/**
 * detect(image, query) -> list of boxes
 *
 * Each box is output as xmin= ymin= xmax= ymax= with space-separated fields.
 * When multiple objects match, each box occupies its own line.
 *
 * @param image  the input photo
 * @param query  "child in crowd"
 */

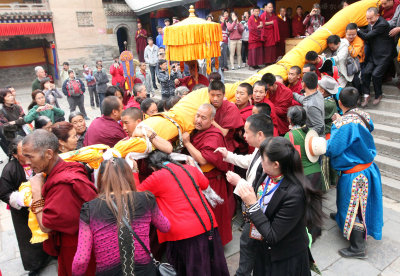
xmin=157 ymin=59 xmax=181 ymax=100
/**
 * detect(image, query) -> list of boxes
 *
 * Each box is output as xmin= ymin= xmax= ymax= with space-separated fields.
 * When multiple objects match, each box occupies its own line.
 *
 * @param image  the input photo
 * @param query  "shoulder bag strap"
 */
xmin=165 ymin=164 xmax=216 ymax=259
xmin=346 ymin=111 xmax=371 ymax=131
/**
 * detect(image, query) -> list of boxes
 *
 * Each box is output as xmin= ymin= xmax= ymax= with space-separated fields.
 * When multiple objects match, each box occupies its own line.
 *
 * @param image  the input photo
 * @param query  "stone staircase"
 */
xmin=223 ymin=68 xmax=400 ymax=201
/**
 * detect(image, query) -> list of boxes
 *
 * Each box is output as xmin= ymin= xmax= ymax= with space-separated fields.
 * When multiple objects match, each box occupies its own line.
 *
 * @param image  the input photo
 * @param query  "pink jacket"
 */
xmin=227 ymin=21 xmax=244 ymax=40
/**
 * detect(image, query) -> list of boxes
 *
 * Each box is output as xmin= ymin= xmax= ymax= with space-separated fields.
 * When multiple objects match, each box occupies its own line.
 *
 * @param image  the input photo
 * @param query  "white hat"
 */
xmin=305 ymin=129 xmax=327 ymax=163
xmin=318 ymin=75 xmax=339 ymax=95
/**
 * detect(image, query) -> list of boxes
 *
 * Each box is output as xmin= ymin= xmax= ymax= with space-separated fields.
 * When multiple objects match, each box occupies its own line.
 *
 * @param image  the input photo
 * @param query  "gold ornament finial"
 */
xmin=189 ymin=5 xmax=196 ymax=17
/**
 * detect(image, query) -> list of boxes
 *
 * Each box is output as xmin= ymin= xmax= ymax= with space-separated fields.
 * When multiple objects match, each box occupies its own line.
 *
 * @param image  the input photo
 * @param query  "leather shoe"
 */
xmin=360 ymin=96 xmax=369 ymax=108
xmin=373 ymin=96 xmax=382 ymax=105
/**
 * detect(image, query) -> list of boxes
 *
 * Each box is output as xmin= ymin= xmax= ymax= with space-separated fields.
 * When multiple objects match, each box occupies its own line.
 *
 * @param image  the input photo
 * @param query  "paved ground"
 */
xmin=1 ymin=85 xmax=399 ymax=275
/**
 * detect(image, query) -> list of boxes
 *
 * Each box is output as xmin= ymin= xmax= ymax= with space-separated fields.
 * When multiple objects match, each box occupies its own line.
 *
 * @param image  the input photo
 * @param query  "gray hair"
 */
xmin=199 ymin=103 xmax=216 ymax=119
xmin=133 ymin=83 xmax=145 ymax=93
xmin=367 ymin=7 xmax=379 ymax=15
xmin=22 ymin=129 xmax=59 ymax=155
xmin=175 ymin=86 xmax=190 ymax=96
xmin=34 ymin=66 xmax=44 ymax=74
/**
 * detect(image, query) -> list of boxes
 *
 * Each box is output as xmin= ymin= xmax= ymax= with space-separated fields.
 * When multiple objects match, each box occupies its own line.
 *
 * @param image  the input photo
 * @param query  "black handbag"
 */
xmin=110 ymin=200 xmax=177 ymax=276
xmin=346 ymin=56 xmax=361 ymax=76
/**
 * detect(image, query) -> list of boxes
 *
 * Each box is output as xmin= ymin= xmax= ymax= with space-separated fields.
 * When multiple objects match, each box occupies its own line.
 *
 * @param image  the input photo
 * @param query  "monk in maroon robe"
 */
xmin=209 ymin=80 xmax=244 ymax=153
xmin=135 ymin=22 xmax=147 ymax=62
xmin=287 ymin=65 xmax=303 ymax=106
xmin=380 ymin=0 xmax=400 ymax=20
xmin=292 ymin=5 xmax=306 ymax=37
xmin=23 ymin=130 xmax=97 ymax=276
xmin=262 ymin=73 xmax=293 ymax=135
xmin=247 ymin=7 xmax=264 ymax=68
xmin=235 ymin=83 xmax=254 ymax=164
xmin=277 ymin=8 xmax=291 ymax=57
xmin=260 ymin=3 xmax=280 ymax=64
xmin=175 ymin=61 xmax=209 ymax=91
xmin=182 ymin=104 xmax=232 ymax=246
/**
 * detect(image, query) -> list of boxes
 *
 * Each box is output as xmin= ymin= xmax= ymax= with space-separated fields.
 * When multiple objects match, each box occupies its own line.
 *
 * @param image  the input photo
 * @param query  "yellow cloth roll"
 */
xmin=59 ymin=144 xmax=110 ymax=169
xmin=19 ymin=182 xmax=48 ymax=243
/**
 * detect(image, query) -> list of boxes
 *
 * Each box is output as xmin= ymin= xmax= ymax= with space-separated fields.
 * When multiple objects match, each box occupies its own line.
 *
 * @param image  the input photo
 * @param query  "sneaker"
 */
xmin=231 ymin=67 xmax=235 ymax=70
xmin=84 ymin=116 xmax=90 ymax=120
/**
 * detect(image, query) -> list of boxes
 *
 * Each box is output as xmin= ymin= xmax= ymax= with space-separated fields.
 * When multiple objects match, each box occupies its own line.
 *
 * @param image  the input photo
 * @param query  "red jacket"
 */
xmin=109 ymin=64 xmax=125 ymax=87
xmin=137 ymin=163 xmax=217 ymax=243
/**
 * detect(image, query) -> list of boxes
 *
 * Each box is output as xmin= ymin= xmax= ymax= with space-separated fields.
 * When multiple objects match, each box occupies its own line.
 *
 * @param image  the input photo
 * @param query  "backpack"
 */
xmin=66 ymin=79 xmax=83 ymax=97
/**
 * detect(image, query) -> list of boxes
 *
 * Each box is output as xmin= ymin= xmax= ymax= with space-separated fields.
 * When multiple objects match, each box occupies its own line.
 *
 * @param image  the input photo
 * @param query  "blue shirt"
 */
xmin=156 ymin=34 xmax=164 ymax=49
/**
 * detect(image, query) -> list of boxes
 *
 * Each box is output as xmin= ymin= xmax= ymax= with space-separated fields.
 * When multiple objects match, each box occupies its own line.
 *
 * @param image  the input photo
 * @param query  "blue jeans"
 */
xmin=149 ymin=65 xmax=157 ymax=89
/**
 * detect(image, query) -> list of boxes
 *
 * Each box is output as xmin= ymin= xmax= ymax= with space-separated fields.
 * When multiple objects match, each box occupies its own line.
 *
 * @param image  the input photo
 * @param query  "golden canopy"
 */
xmin=163 ymin=5 xmax=222 ymax=74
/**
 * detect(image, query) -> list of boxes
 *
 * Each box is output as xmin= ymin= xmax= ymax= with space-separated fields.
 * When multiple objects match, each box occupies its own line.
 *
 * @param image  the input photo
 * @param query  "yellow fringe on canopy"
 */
xmin=164 ymin=5 xmax=222 ymax=70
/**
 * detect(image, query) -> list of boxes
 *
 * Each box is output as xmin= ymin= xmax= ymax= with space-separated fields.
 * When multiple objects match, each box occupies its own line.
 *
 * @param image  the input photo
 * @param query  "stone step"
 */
xmin=364 ymin=98 xmax=400 ymax=112
xmin=375 ymin=154 xmax=400 ymax=181
xmin=381 ymin=176 xmax=400 ymax=202
xmin=375 ymin=138 xmax=400 ymax=161
xmin=373 ymin=124 xmax=400 ymax=142
xmin=368 ymin=109 xmax=400 ymax=127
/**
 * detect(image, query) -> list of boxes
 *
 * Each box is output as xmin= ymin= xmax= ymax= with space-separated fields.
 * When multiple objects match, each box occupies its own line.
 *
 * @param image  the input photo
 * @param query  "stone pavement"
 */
xmin=0 ymin=87 xmax=399 ymax=275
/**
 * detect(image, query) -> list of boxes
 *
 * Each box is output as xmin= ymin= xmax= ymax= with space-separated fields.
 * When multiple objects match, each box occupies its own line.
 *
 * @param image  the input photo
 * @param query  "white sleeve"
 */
xmin=224 ymin=151 xmax=255 ymax=169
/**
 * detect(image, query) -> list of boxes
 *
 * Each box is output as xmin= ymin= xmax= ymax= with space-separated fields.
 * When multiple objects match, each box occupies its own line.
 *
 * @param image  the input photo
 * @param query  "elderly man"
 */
xmin=182 ymin=103 xmax=232 ymax=246
xmin=32 ymin=66 xmax=46 ymax=92
xmin=23 ymin=130 xmax=97 ymax=275
xmin=126 ymin=83 xmax=147 ymax=109
xmin=215 ymin=114 xmax=274 ymax=276
xmin=84 ymin=96 xmax=126 ymax=147
xmin=358 ymin=7 xmax=395 ymax=106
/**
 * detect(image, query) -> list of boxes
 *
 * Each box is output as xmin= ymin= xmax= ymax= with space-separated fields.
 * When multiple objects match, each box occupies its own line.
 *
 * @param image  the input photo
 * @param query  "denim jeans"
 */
xmin=149 ymin=65 xmax=157 ymax=89
xmin=88 ymin=85 xmax=99 ymax=107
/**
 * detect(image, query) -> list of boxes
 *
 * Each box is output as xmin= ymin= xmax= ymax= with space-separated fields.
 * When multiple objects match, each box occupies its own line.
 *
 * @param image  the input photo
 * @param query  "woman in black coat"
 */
xmin=0 ymin=137 xmax=50 ymax=275
xmin=235 ymin=137 xmax=323 ymax=276
xmin=0 ymin=88 xmax=26 ymax=153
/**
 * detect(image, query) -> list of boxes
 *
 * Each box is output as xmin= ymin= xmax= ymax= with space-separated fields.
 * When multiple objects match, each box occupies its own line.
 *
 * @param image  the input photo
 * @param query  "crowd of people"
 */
xmin=0 ymin=1 xmax=390 ymax=276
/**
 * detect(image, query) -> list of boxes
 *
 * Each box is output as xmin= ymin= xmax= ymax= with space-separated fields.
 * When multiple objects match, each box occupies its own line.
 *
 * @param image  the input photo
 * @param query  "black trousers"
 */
xmin=242 ymin=41 xmax=249 ymax=64
xmin=149 ymin=65 xmax=157 ymax=89
xmin=361 ymin=60 xmax=391 ymax=98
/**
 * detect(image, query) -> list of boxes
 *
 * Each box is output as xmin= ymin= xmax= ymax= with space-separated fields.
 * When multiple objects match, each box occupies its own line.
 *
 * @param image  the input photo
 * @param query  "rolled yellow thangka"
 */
xmin=19 ymin=182 xmax=49 ymax=243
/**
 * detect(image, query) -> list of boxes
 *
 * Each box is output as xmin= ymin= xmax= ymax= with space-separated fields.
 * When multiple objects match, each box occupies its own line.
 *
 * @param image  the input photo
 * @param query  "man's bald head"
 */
xmin=194 ymin=104 xmax=216 ymax=131
xmin=22 ymin=130 xmax=59 ymax=174
xmin=23 ymin=129 xmax=59 ymax=154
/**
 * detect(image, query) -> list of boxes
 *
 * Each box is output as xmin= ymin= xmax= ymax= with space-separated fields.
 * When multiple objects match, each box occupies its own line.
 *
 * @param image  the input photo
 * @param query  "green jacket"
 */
xmin=32 ymin=78 xmax=41 ymax=92
xmin=324 ymin=96 xmax=337 ymax=135
xmin=284 ymin=128 xmax=321 ymax=176
xmin=24 ymin=105 xmax=65 ymax=124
